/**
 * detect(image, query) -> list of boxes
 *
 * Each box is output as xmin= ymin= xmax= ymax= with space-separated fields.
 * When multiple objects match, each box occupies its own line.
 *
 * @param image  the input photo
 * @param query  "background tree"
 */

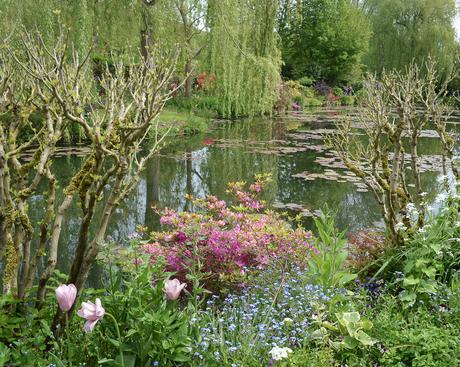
xmin=363 ymin=0 xmax=458 ymax=77
xmin=278 ymin=0 xmax=371 ymax=83
xmin=206 ymin=0 xmax=281 ymax=117
xmin=0 ymin=30 xmax=178 ymax=330
xmin=327 ymin=62 xmax=458 ymax=246
xmin=174 ymin=0 xmax=207 ymax=97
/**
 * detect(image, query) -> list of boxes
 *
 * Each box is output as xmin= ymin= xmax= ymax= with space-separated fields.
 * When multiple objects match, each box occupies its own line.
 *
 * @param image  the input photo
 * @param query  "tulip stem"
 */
xmin=65 ymin=312 xmax=72 ymax=367
xmin=105 ymin=312 xmax=125 ymax=367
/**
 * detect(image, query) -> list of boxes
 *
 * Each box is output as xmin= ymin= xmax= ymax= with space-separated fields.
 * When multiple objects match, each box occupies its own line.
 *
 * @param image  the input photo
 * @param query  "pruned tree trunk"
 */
xmin=185 ymin=58 xmax=193 ymax=97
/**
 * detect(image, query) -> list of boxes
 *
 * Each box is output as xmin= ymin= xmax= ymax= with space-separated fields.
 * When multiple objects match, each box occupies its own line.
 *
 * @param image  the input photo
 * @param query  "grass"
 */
xmin=158 ymin=108 xmax=210 ymax=136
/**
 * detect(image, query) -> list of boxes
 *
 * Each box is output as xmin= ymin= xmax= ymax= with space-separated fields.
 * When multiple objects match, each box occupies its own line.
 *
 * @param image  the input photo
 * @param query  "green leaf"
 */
xmin=422 ymin=267 xmax=437 ymax=278
xmin=342 ymin=336 xmax=359 ymax=349
xmin=98 ymin=358 xmax=116 ymax=365
xmin=49 ymin=353 xmax=66 ymax=367
xmin=341 ymin=312 xmax=361 ymax=324
xmin=108 ymin=337 xmax=121 ymax=348
xmin=116 ymin=354 xmax=136 ymax=367
xmin=354 ymin=330 xmax=377 ymax=346
xmin=399 ymin=290 xmax=416 ymax=304
xmin=338 ymin=272 xmax=357 ymax=285
xmin=403 ymin=276 xmax=420 ymax=286
xmin=360 ymin=318 xmax=373 ymax=330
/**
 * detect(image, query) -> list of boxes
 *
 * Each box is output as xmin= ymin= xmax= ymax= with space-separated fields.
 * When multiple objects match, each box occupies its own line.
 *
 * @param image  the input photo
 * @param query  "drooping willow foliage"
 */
xmin=363 ymin=0 xmax=458 ymax=78
xmin=206 ymin=0 xmax=282 ymax=118
xmin=0 ymin=1 xmax=179 ymax=58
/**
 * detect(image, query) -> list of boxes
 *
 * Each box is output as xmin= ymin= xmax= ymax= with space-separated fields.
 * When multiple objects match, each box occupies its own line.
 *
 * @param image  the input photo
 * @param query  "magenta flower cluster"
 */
xmin=142 ymin=176 xmax=315 ymax=287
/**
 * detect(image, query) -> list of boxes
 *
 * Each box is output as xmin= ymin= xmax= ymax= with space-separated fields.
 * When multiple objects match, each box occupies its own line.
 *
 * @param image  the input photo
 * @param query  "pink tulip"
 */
xmin=77 ymin=298 xmax=105 ymax=333
xmin=55 ymin=284 xmax=77 ymax=312
xmin=164 ymin=278 xmax=186 ymax=300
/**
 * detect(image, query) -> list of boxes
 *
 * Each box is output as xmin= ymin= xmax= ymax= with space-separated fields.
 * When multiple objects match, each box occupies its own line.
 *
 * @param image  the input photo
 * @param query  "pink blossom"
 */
xmin=249 ymin=184 xmax=262 ymax=193
xmin=77 ymin=298 xmax=105 ymax=333
xmin=164 ymin=278 xmax=186 ymax=300
xmin=175 ymin=232 xmax=188 ymax=243
xmin=132 ymin=257 xmax=143 ymax=266
xmin=55 ymin=284 xmax=77 ymax=312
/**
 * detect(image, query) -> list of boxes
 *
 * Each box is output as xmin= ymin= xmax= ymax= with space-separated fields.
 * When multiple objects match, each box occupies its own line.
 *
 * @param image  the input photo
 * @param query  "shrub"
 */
xmin=347 ymin=230 xmax=386 ymax=271
xmin=296 ymin=76 xmax=314 ymax=87
xmin=332 ymin=87 xmax=345 ymax=98
xmin=307 ymin=210 xmax=356 ymax=289
xmin=398 ymin=193 xmax=460 ymax=307
xmin=304 ymin=97 xmax=323 ymax=107
xmin=141 ymin=175 xmax=315 ymax=290
xmin=340 ymin=95 xmax=355 ymax=106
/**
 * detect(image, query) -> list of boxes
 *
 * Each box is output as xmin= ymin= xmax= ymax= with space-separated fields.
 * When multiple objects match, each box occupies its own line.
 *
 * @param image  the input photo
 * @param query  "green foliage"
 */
xmin=206 ymin=0 xmax=282 ymax=117
xmin=278 ymin=0 xmax=371 ymax=83
xmin=94 ymin=261 xmax=193 ymax=366
xmin=167 ymin=95 xmax=221 ymax=117
xmin=364 ymin=0 xmax=458 ymax=77
xmin=398 ymin=194 xmax=460 ymax=307
xmin=304 ymin=97 xmax=324 ymax=107
xmin=308 ymin=210 xmax=357 ymax=288
xmin=296 ymin=76 xmax=315 ymax=87
xmin=368 ymin=296 xmax=460 ymax=367
xmin=279 ymin=347 xmax=336 ymax=367
xmin=159 ymin=109 xmax=209 ymax=136
xmin=340 ymin=95 xmax=355 ymax=106
xmin=335 ymin=312 xmax=377 ymax=348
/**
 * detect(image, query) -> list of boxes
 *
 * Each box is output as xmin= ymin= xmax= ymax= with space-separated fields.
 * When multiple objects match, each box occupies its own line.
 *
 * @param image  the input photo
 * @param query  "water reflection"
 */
xmin=23 ymin=109 xmax=459 ymax=282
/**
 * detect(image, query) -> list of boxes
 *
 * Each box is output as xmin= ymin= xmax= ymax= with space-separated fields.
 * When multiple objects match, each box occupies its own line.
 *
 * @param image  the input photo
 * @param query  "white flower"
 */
xmin=283 ymin=318 xmax=293 ymax=324
xmin=405 ymin=203 xmax=416 ymax=213
xmin=269 ymin=346 xmax=293 ymax=361
xmin=435 ymin=193 xmax=448 ymax=203
xmin=394 ymin=222 xmax=406 ymax=232
xmin=437 ymin=175 xmax=448 ymax=183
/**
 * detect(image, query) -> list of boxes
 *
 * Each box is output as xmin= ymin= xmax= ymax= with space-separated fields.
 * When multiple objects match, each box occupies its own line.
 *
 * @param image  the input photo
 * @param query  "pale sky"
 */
xmin=456 ymin=1 xmax=460 ymax=40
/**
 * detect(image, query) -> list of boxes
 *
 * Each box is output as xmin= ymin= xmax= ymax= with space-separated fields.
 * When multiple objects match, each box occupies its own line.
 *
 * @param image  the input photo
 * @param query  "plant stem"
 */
xmin=65 ymin=312 xmax=72 ymax=367
xmin=105 ymin=312 xmax=125 ymax=367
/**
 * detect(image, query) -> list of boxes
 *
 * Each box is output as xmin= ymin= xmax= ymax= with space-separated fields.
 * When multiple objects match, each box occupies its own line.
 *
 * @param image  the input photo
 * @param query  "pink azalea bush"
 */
xmin=139 ymin=175 xmax=316 ymax=289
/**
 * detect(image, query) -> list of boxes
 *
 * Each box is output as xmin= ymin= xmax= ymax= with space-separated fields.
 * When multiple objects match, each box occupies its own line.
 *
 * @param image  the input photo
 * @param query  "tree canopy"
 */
xmin=363 ymin=0 xmax=458 ymax=77
xmin=278 ymin=0 xmax=372 ymax=83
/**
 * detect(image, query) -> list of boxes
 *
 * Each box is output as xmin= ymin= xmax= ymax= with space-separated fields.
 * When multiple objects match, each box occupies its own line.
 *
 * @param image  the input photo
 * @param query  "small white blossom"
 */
xmin=394 ymin=222 xmax=406 ymax=232
xmin=283 ymin=318 xmax=293 ymax=324
xmin=437 ymin=175 xmax=448 ymax=183
xmin=269 ymin=346 xmax=293 ymax=361
xmin=405 ymin=203 xmax=416 ymax=213
xmin=435 ymin=192 xmax=448 ymax=203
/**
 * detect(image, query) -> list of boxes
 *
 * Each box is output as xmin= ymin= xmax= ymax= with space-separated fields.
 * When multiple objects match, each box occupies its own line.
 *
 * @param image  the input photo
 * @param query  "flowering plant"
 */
xmin=141 ymin=175 xmax=315 ymax=289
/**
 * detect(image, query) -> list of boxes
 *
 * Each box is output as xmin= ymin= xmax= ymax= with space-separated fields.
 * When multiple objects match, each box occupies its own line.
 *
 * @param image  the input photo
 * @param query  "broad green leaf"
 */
xmin=403 ymin=276 xmax=420 ymax=286
xmin=354 ymin=330 xmax=377 ymax=346
xmin=116 ymin=354 xmax=136 ymax=367
xmin=342 ymin=336 xmax=359 ymax=349
xmin=341 ymin=312 xmax=360 ymax=324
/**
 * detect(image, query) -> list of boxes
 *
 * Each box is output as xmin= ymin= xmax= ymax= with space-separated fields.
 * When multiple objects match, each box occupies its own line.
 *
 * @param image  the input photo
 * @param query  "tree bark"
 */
xmin=185 ymin=58 xmax=193 ymax=98
xmin=36 ymin=195 xmax=74 ymax=308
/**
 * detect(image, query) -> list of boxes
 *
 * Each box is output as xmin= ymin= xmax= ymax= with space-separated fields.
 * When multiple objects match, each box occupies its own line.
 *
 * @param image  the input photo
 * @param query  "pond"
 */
xmin=26 ymin=107 xmax=460 ymax=281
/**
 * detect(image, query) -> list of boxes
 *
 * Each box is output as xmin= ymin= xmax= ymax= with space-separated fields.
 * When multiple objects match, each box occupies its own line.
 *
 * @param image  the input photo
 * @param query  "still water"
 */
xmin=26 ymin=107 xmax=458 ymax=278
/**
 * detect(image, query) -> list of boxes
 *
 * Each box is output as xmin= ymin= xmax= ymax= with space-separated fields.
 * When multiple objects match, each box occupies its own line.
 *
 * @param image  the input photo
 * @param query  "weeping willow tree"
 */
xmin=206 ymin=0 xmax=282 ymax=118
xmin=363 ymin=0 xmax=458 ymax=77
xmin=0 ymin=0 xmax=180 ymax=56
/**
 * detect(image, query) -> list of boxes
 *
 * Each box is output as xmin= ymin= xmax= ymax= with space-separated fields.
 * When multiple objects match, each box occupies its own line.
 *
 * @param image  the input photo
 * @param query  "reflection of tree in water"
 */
xmin=144 ymin=118 xmax=281 ymax=219
xmin=276 ymin=153 xmax=381 ymax=232
xmin=23 ymin=114 xmax=455 ymax=284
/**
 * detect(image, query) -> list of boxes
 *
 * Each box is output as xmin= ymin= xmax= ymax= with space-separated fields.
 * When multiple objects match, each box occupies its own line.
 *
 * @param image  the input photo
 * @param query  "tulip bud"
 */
xmin=55 ymin=284 xmax=77 ymax=312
